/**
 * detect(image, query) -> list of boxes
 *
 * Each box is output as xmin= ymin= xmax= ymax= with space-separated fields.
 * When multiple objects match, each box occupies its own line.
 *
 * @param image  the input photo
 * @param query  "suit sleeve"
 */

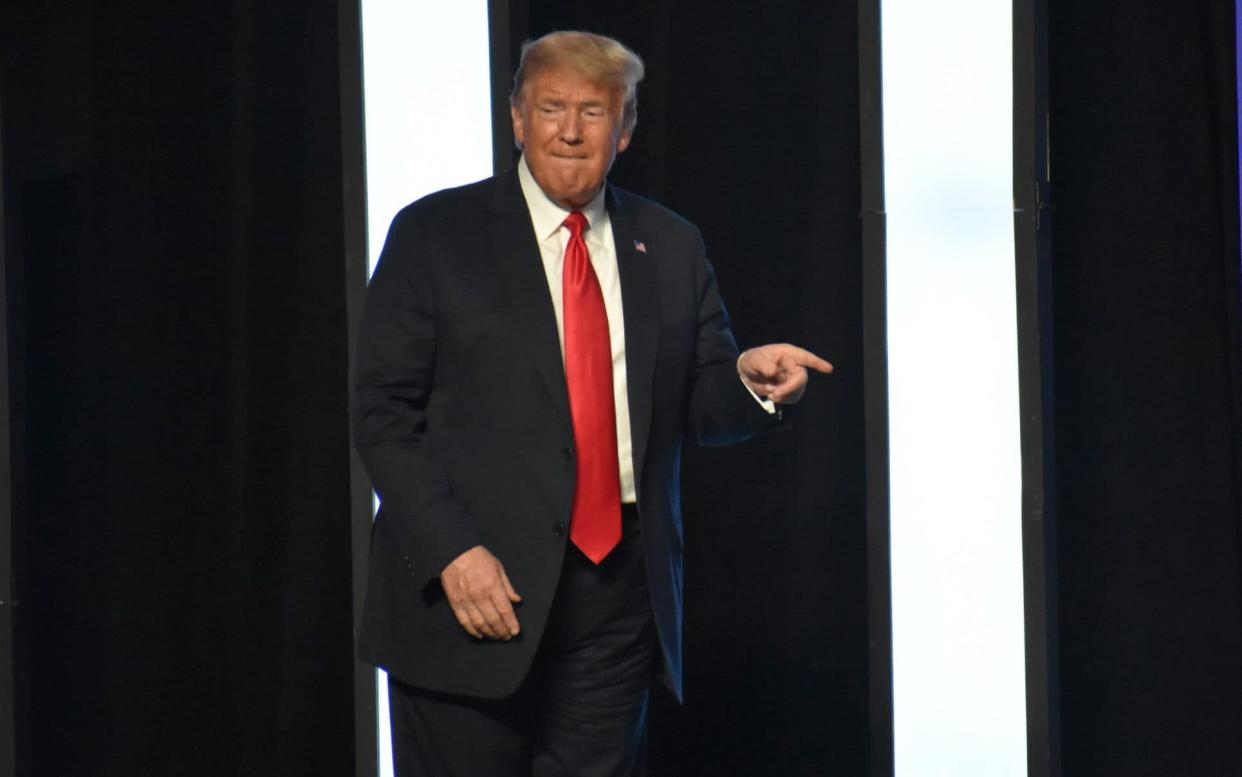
xmin=683 ymin=229 xmax=787 ymax=445
xmin=351 ymin=208 xmax=481 ymax=589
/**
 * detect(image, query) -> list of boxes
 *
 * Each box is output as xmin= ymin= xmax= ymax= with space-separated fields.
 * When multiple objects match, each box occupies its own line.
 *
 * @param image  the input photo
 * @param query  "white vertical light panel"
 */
xmin=361 ymin=1 xmax=494 ymax=274
xmin=880 ymin=2 xmax=1027 ymax=775
xmin=359 ymin=3 xmax=493 ymax=776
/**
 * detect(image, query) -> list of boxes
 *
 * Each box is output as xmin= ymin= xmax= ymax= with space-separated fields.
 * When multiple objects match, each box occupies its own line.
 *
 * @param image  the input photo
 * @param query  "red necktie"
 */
xmin=562 ymin=211 xmax=621 ymax=564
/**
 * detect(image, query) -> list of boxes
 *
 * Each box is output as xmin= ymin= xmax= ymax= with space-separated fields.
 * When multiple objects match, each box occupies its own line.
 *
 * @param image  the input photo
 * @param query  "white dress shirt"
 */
xmin=517 ymin=156 xmax=638 ymax=503
xmin=515 ymin=157 xmax=776 ymax=506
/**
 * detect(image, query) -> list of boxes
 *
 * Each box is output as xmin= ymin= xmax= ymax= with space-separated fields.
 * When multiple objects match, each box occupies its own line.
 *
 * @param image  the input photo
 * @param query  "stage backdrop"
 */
xmin=1 ymin=3 xmax=355 ymax=774
xmin=1049 ymin=0 xmax=1242 ymax=774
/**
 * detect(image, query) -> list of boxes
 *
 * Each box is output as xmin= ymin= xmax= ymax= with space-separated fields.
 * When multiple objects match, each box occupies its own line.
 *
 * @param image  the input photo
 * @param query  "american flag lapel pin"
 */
xmin=634 ymin=239 xmax=647 ymax=253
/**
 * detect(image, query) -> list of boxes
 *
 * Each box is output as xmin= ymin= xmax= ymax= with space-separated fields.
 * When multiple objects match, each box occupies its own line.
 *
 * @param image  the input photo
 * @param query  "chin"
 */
xmin=549 ymin=188 xmax=587 ymax=209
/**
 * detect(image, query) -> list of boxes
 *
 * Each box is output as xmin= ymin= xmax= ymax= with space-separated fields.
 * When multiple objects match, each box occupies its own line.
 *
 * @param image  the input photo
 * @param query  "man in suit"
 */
xmin=351 ymin=30 xmax=832 ymax=777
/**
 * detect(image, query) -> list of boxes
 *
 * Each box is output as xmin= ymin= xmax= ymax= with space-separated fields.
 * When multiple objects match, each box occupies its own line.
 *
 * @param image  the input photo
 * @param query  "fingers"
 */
xmin=774 ymin=345 xmax=833 ymax=374
xmin=450 ymin=584 xmax=517 ymax=640
xmin=790 ymin=349 xmax=834 ymax=374
xmin=739 ymin=344 xmax=834 ymax=404
xmin=489 ymin=587 xmax=521 ymax=638
xmin=450 ymin=603 xmax=483 ymax=639
xmin=474 ymin=595 xmax=514 ymax=641
xmin=742 ymin=345 xmax=832 ymax=376
xmin=442 ymin=546 xmax=523 ymax=641
xmin=766 ymin=367 xmax=809 ymax=405
xmin=746 ymin=351 xmax=783 ymax=379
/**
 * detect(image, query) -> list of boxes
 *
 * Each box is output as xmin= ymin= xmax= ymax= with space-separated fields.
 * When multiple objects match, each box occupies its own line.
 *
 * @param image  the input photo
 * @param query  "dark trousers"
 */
xmin=388 ymin=505 xmax=657 ymax=777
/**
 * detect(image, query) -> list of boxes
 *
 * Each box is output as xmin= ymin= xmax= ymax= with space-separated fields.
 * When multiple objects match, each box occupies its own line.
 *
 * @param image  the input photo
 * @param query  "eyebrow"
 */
xmin=536 ymin=96 xmax=607 ymax=108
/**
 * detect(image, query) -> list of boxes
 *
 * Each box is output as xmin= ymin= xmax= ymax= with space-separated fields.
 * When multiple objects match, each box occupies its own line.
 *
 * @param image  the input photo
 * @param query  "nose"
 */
xmin=557 ymin=112 xmax=583 ymax=144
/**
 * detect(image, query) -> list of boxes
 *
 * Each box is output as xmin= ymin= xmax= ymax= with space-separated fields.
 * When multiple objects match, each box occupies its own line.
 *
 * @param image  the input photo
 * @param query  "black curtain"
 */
xmin=510 ymin=3 xmax=870 ymax=775
xmin=1 ymin=3 xmax=355 ymax=774
xmin=1050 ymin=0 xmax=1242 ymax=774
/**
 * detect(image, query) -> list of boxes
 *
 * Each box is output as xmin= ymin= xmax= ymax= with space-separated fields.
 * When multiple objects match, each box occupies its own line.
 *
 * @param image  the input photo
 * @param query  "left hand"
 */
xmin=738 ymin=344 xmax=834 ymax=405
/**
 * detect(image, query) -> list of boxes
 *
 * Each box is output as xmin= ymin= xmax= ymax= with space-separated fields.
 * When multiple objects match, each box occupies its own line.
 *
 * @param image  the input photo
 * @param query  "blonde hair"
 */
xmin=510 ymin=30 xmax=645 ymax=134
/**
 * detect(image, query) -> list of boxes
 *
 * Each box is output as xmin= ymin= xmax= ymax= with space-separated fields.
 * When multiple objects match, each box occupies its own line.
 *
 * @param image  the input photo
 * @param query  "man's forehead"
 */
xmin=524 ymin=69 xmax=620 ymax=101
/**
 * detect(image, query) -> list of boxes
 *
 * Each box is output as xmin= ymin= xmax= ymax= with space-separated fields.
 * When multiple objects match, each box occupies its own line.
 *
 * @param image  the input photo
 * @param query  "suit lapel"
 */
xmin=607 ymin=186 xmax=660 ymax=495
xmin=489 ymin=172 xmax=573 ymax=435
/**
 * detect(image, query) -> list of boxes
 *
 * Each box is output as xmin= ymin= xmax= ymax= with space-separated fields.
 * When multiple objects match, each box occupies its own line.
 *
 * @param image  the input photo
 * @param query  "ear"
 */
xmin=510 ymin=104 xmax=525 ymax=149
xmin=616 ymin=129 xmax=633 ymax=155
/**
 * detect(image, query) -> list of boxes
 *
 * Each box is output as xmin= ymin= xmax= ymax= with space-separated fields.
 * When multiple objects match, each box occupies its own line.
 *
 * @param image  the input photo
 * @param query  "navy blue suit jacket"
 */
xmin=351 ymin=169 xmax=780 ymax=700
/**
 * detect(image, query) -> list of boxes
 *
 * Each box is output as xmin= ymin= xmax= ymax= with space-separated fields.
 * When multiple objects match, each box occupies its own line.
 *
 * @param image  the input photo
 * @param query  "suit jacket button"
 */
xmin=561 ymin=447 xmax=573 ymax=460
xmin=552 ymin=522 xmax=566 ymax=537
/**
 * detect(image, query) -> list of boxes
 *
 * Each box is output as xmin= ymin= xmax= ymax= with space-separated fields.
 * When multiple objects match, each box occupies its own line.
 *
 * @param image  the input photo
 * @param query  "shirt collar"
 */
xmin=517 ymin=154 xmax=608 ymax=242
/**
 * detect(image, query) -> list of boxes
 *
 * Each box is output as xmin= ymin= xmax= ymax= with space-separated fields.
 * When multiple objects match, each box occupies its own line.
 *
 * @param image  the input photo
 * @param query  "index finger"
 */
xmin=791 ymin=348 xmax=833 ymax=374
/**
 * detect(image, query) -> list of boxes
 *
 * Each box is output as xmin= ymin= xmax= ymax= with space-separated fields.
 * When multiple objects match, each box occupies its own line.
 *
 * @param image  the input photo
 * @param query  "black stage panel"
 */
xmin=1 ymin=3 xmax=356 ymax=774
xmin=1050 ymin=1 xmax=1242 ymax=774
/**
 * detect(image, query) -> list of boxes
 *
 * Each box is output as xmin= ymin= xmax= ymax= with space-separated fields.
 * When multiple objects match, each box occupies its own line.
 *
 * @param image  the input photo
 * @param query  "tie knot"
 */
xmin=563 ymin=211 xmax=588 ymax=239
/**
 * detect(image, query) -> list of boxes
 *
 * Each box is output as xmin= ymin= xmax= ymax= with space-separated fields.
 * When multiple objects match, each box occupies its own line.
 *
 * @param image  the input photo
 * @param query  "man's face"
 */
xmin=511 ymin=67 xmax=632 ymax=210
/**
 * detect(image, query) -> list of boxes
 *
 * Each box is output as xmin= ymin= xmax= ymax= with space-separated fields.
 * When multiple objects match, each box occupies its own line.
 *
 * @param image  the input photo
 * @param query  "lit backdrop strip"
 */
xmin=880 ymin=1 xmax=1028 ymax=773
